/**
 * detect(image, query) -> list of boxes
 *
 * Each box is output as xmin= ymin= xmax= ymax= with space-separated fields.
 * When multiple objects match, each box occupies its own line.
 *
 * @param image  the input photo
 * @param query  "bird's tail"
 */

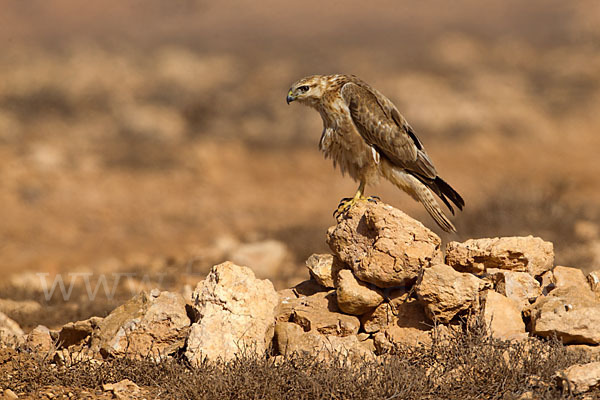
xmin=381 ymin=164 xmax=458 ymax=233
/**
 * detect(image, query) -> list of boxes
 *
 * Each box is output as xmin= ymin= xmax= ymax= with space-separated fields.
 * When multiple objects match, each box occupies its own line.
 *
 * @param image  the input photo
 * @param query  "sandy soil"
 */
xmin=1 ymin=0 xmax=599 ymax=301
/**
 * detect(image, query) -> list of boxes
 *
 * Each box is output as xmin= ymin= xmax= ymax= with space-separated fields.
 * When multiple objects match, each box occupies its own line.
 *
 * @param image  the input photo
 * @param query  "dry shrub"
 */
xmin=2 ymin=324 xmax=598 ymax=399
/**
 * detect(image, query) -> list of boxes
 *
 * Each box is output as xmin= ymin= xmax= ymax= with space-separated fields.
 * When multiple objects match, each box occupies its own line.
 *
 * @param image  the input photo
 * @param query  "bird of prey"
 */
xmin=286 ymin=74 xmax=464 ymax=232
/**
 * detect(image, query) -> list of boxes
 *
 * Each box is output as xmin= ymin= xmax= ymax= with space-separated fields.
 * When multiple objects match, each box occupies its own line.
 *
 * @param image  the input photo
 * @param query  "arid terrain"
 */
xmin=1 ymin=1 xmax=600 ymax=398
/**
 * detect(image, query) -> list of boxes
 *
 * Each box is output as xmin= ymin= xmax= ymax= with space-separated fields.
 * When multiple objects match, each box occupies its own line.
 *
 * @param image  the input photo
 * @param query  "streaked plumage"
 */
xmin=286 ymin=74 xmax=464 ymax=232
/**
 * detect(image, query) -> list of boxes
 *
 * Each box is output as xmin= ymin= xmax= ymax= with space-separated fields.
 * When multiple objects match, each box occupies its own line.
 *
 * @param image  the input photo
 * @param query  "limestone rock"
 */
xmin=274 ymin=322 xmax=323 ymax=356
xmin=389 ymin=293 xmax=430 ymax=331
xmin=416 ymin=263 xmax=486 ymax=323
xmin=373 ymin=325 xmax=432 ymax=354
xmin=293 ymin=279 xmax=326 ymax=297
xmin=92 ymin=290 xmax=189 ymax=359
xmin=552 ymin=266 xmax=588 ymax=290
xmin=366 ymin=290 xmax=432 ymax=351
xmin=291 ymin=290 xmax=360 ymax=336
xmin=489 ymin=270 xmax=541 ymax=309
xmin=275 ymin=280 xmax=358 ymax=332
xmin=588 ymin=270 xmax=600 ymax=296
xmin=1 ymin=389 xmax=18 ymax=400
xmin=335 ymin=269 xmax=384 ymax=315
xmin=0 ymin=298 xmax=42 ymax=318
xmin=445 ymin=236 xmax=554 ymax=276
xmin=361 ymin=302 xmax=396 ymax=334
xmin=531 ymin=286 xmax=600 ymax=344
xmin=103 ymin=379 xmax=144 ymax=400
xmin=0 ymin=311 xmax=24 ymax=345
xmin=276 ymin=288 xmax=300 ymax=323
xmin=557 ymin=362 xmax=600 ymax=394
xmin=274 ymin=322 xmax=373 ymax=361
xmin=481 ymin=290 xmax=527 ymax=340
xmin=276 ymin=285 xmax=326 ymax=324
xmin=565 ymin=344 xmax=600 ymax=359
xmin=26 ymin=325 xmax=54 ymax=354
xmin=361 ymin=289 xmax=429 ymax=334
xmin=539 ymin=270 xmax=556 ymax=295
xmin=228 ymin=239 xmax=289 ymax=279
xmin=305 ymin=254 xmax=344 ymax=289
xmin=186 ymin=262 xmax=278 ymax=363
xmin=327 ymin=201 xmax=442 ymax=288
xmin=58 ymin=316 xmax=102 ymax=348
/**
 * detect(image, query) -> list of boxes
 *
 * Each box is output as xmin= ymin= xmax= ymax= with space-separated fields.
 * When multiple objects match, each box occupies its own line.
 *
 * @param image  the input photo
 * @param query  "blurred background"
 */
xmin=1 ymin=0 xmax=600 ymax=328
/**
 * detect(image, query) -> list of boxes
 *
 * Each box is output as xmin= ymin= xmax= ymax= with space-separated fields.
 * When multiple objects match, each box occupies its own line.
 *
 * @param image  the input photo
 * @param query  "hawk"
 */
xmin=286 ymin=74 xmax=464 ymax=232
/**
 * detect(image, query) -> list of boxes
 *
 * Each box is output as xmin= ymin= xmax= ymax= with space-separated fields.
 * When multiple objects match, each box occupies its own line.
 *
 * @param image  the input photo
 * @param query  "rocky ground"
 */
xmin=2 ymin=201 xmax=600 ymax=399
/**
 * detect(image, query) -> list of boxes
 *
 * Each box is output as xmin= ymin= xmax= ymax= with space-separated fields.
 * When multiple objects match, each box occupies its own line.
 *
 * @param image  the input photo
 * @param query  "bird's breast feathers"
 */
xmin=317 ymin=91 xmax=379 ymax=179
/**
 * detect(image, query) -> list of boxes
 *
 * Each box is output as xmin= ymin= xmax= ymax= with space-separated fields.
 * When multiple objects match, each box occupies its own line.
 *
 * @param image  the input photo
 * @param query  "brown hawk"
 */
xmin=286 ymin=74 xmax=464 ymax=232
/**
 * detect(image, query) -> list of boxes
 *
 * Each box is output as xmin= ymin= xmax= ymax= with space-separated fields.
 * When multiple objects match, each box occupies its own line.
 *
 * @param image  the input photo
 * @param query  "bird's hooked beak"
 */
xmin=286 ymin=89 xmax=296 ymax=105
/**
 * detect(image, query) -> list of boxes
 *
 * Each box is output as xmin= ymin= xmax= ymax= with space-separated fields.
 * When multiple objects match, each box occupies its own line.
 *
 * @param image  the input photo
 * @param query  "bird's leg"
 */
xmin=334 ymin=181 xmax=376 ymax=217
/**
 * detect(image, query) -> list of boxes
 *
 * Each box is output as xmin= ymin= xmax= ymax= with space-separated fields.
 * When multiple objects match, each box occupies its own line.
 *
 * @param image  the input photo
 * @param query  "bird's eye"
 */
xmin=298 ymin=85 xmax=310 ymax=93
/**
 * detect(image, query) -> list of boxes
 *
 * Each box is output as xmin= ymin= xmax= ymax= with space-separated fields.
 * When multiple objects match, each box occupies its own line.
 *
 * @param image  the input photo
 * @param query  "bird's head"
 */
xmin=286 ymin=75 xmax=329 ymax=107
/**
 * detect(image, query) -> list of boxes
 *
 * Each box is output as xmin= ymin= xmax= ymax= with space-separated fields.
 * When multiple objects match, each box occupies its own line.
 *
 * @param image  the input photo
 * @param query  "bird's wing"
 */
xmin=340 ymin=81 xmax=437 ymax=180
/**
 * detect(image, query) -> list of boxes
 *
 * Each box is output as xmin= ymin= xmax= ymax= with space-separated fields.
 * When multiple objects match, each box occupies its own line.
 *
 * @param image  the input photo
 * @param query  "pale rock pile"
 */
xmin=4 ymin=200 xmax=600 ymax=389
xmin=270 ymin=200 xmax=600 ymax=360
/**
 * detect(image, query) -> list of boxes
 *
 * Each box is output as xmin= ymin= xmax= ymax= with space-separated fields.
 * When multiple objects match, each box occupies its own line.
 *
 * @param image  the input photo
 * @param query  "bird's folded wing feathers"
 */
xmin=341 ymin=82 xmax=437 ymax=180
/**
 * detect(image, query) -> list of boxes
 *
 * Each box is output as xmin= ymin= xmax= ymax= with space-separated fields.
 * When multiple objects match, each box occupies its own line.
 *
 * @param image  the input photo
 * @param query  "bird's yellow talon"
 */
xmin=334 ymin=198 xmax=358 ymax=218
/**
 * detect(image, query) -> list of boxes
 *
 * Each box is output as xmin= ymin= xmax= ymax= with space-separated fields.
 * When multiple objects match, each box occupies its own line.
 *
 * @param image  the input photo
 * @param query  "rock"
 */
xmin=274 ymin=322 xmax=373 ymax=361
xmin=361 ymin=303 xmax=396 ymax=334
xmin=327 ymin=201 xmax=442 ymax=288
xmin=552 ymin=266 xmax=588 ymax=290
xmin=6 ymin=271 xmax=50 ymax=293
xmin=556 ymin=362 xmax=600 ymax=394
xmin=1 ymin=389 xmax=18 ymax=400
xmin=276 ymin=280 xmax=332 ymax=322
xmin=335 ymin=269 xmax=384 ymax=315
xmin=58 ymin=316 xmax=102 ymax=348
xmin=370 ymin=291 xmax=432 ymax=352
xmin=305 ymin=254 xmax=344 ymax=288
xmin=103 ymin=379 xmax=144 ymax=399
xmin=481 ymin=290 xmax=527 ymax=340
xmin=416 ymin=263 xmax=486 ymax=323
xmin=361 ymin=289 xmax=429 ymax=332
xmin=228 ymin=239 xmax=289 ymax=279
xmin=26 ymin=325 xmax=54 ymax=354
xmin=389 ymin=293 xmax=431 ymax=330
xmin=0 ymin=311 xmax=24 ymax=345
xmin=489 ymin=270 xmax=541 ymax=309
xmin=275 ymin=283 xmax=359 ymax=336
xmin=373 ymin=325 xmax=432 ymax=354
xmin=588 ymin=270 xmax=600 ymax=297
xmin=186 ymin=262 xmax=278 ymax=363
xmin=445 ymin=236 xmax=554 ymax=276
xmin=0 ymin=298 xmax=42 ymax=317
xmin=539 ymin=270 xmax=556 ymax=295
xmin=565 ymin=344 xmax=600 ymax=359
xmin=291 ymin=291 xmax=360 ymax=336
xmin=275 ymin=288 xmax=299 ymax=322
xmin=92 ymin=290 xmax=189 ymax=359
xmin=531 ymin=286 xmax=600 ymax=344
xmin=293 ymin=279 xmax=326 ymax=297
xmin=274 ymin=322 xmax=323 ymax=356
